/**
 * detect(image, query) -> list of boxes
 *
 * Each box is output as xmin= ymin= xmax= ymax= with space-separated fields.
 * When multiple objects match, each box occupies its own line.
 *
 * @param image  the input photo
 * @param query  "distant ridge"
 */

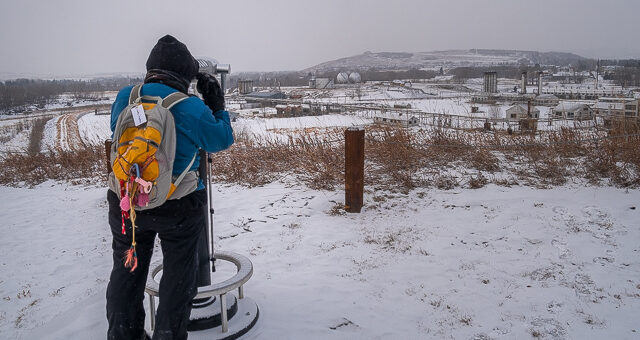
xmin=304 ymin=49 xmax=588 ymax=73
xmin=0 ymin=71 xmax=144 ymax=82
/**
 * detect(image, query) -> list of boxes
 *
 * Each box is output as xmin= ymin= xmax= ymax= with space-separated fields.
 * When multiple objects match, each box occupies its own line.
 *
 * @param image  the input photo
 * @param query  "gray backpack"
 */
xmin=108 ymin=84 xmax=197 ymax=211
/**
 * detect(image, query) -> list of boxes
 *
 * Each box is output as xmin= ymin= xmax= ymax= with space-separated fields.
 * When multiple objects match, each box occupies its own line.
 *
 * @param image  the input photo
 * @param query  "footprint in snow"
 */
xmin=329 ymin=317 xmax=359 ymax=331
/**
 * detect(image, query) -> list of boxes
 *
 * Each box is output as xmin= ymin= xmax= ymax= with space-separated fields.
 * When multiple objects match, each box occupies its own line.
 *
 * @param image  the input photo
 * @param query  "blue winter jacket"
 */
xmin=110 ymin=83 xmax=234 ymax=190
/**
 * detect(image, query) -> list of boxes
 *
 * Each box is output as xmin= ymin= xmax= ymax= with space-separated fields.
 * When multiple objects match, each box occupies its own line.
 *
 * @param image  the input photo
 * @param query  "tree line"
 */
xmin=0 ymin=77 xmax=142 ymax=113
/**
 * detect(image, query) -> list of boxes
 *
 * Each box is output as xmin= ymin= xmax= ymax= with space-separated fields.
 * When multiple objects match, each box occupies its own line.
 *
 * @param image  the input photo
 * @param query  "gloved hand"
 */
xmin=196 ymin=73 xmax=225 ymax=113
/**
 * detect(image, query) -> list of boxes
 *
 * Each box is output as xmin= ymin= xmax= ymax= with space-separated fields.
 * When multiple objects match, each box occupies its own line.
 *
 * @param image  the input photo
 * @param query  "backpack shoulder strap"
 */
xmin=128 ymin=84 xmax=143 ymax=104
xmin=162 ymin=92 xmax=189 ymax=110
xmin=173 ymin=152 xmax=198 ymax=188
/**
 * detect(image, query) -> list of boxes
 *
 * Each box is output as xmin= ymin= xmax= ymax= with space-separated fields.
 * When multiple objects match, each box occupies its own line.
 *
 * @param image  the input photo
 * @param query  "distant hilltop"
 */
xmin=303 ymin=49 xmax=588 ymax=73
xmin=0 ymin=71 xmax=144 ymax=82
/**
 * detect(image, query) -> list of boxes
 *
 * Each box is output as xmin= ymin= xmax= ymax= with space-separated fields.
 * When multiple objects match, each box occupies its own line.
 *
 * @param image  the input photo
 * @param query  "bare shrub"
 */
xmin=366 ymin=127 xmax=419 ymax=189
xmin=433 ymin=174 xmax=458 ymax=190
xmin=291 ymin=133 xmax=344 ymax=190
xmin=548 ymin=127 xmax=588 ymax=157
xmin=467 ymin=149 xmax=500 ymax=172
xmin=427 ymin=128 xmax=472 ymax=164
xmin=327 ymin=201 xmax=346 ymax=216
xmin=584 ymin=140 xmax=617 ymax=183
xmin=468 ymin=172 xmax=488 ymax=189
xmin=534 ymin=157 xmax=568 ymax=186
xmin=0 ymin=120 xmax=32 ymax=144
xmin=584 ymin=121 xmax=640 ymax=186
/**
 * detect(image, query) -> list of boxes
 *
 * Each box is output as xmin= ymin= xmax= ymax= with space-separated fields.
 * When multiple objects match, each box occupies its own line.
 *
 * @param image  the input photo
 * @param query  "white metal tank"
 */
xmin=348 ymin=72 xmax=361 ymax=83
xmin=336 ymin=72 xmax=349 ymax=84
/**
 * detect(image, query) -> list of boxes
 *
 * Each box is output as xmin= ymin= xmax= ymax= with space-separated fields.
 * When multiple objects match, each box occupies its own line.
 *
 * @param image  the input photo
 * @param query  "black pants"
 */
xmin=106 ymin=189 xmax=207 ymax=340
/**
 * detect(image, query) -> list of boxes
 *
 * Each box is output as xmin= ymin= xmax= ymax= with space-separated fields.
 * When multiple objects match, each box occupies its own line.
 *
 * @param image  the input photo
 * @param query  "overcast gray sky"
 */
xmin=1 ymin=0 xmax=638 ymax=77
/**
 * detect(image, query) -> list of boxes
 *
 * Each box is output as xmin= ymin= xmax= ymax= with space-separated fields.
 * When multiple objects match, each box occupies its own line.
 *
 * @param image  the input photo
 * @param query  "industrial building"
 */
xmin=534 ymin=94 xmax=559 ymax=106
xmin=506 ymin=104 xmax=540 ymax=120
xmin=243 ymin=91 xmax=288 ymax=107
xmin=373 ymin=113 xmax=419 ymax=127
xmin=275 ymin=104 xmax=303 ymax=117
xmin=593 ymin=98 xmax=639 ymax=118
xmin=237 ymin=80 xmax=254 ymax=95
xmin=309 ymin=77 xmax=334 ymax=89
xmin=552 ymin=102 xmax=593 ymax=120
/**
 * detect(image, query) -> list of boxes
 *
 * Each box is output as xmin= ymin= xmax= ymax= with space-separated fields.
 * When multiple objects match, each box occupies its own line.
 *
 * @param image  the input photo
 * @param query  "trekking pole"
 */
xmin=206 ymin=69 xmax=229 ymax=272
xmin=196 ymin=57 xmax=230 ymax=273
xmin=207 ymin=151 xmax=215 ymax=272
xmin=199 ymin=148 xmax=216 ymax=273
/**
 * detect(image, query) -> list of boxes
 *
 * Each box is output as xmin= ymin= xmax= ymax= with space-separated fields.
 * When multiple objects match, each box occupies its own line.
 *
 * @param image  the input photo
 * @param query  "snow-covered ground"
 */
xmin=74 ymin=112 xmax=372 ymax=147
xmin=40 ymin=115 xmax=60 ymax=152
xmin=77 ymin=112 xmax=112 ymax=147
xmin=1 ymin=182 xmax=639 ymax=339
xmin=234 ymin=114 xmax=372 ymax=141
xmin=0 ymin=92 xmax=116 ymax=154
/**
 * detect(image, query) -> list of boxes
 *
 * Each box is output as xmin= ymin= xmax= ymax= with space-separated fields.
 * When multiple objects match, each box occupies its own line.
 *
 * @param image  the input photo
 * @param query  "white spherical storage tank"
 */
xmin=348 ymin=72 xmax=362 ymax=83
xmin=336 ymin=72 xmax=349 ymax=84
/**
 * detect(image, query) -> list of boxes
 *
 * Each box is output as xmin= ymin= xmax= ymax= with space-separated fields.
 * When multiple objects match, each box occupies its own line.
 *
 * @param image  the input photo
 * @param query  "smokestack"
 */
xmin=538 ymin=72 xmax=543 ymax=95
xmin=521 ymin=71 xmax=527 ymax=94
xmin=595 ymin=59 xmax=600 ymax=91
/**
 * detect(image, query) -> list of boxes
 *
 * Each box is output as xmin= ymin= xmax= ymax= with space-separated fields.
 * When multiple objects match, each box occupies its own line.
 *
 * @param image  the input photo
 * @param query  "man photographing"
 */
xmin=106 ymin=34 xmax=233 ymax=340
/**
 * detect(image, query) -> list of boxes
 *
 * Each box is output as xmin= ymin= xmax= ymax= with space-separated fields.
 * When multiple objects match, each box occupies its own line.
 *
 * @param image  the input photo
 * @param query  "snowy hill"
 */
xmin=304 ymin=49 xmax=588 ymax=72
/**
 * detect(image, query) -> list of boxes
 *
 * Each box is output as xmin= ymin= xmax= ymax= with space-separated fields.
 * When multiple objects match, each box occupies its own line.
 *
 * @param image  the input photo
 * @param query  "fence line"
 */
xmin=236 ymin=96 xmax=637 ymax=134
xmin=227 ymin=131 xmax=640 ymax=152
xmin=2 ymin=129 xmax=637 ymax=157
xmin=366 ymin=132 xmax=640 ymax=149
xmin=3 ymin=131 xmax=637 ymax=156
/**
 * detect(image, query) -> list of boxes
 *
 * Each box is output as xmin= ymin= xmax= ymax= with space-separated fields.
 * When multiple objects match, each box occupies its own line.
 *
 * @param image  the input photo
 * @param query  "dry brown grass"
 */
xmin=2 ymin=120 xmax=640 ymax=191
xmin=210 ymin=128 xmax=346 ymax=190
xmin=366 ymin=127 xmax=420 ymax=189
xmin=0 ymin=146 xmax=105 ymax=186
xmin=27 ymin=117 xmax=48 ymax=155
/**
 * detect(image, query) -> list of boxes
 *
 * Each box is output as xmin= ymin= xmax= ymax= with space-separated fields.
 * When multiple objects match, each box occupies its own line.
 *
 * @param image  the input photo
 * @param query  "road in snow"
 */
xmin=53 ymin=111 xmax=93 ymax=152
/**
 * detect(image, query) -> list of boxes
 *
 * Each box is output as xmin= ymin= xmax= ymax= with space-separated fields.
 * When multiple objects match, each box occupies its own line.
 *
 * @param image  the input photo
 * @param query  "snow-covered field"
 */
xmin=1 ymin=182 xmax=639 ymax=339
xmin=75 ymin=112 xmax=371 ymax=147
xmin=77 ymin=112 xmax=112 ymax=146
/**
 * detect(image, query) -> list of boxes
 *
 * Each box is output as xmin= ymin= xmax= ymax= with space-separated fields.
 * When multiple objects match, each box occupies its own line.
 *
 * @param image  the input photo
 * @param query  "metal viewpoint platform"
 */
xmin=145 ymin=58 xmax=259 ymax=339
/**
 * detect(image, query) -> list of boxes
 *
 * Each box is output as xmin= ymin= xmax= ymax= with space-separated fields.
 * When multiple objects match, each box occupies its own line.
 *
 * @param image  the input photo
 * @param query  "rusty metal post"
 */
xmin=104 ymin=139 xmax=112 ymax=175
xmin=345 ymin=127 xmax=364 ymax=213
